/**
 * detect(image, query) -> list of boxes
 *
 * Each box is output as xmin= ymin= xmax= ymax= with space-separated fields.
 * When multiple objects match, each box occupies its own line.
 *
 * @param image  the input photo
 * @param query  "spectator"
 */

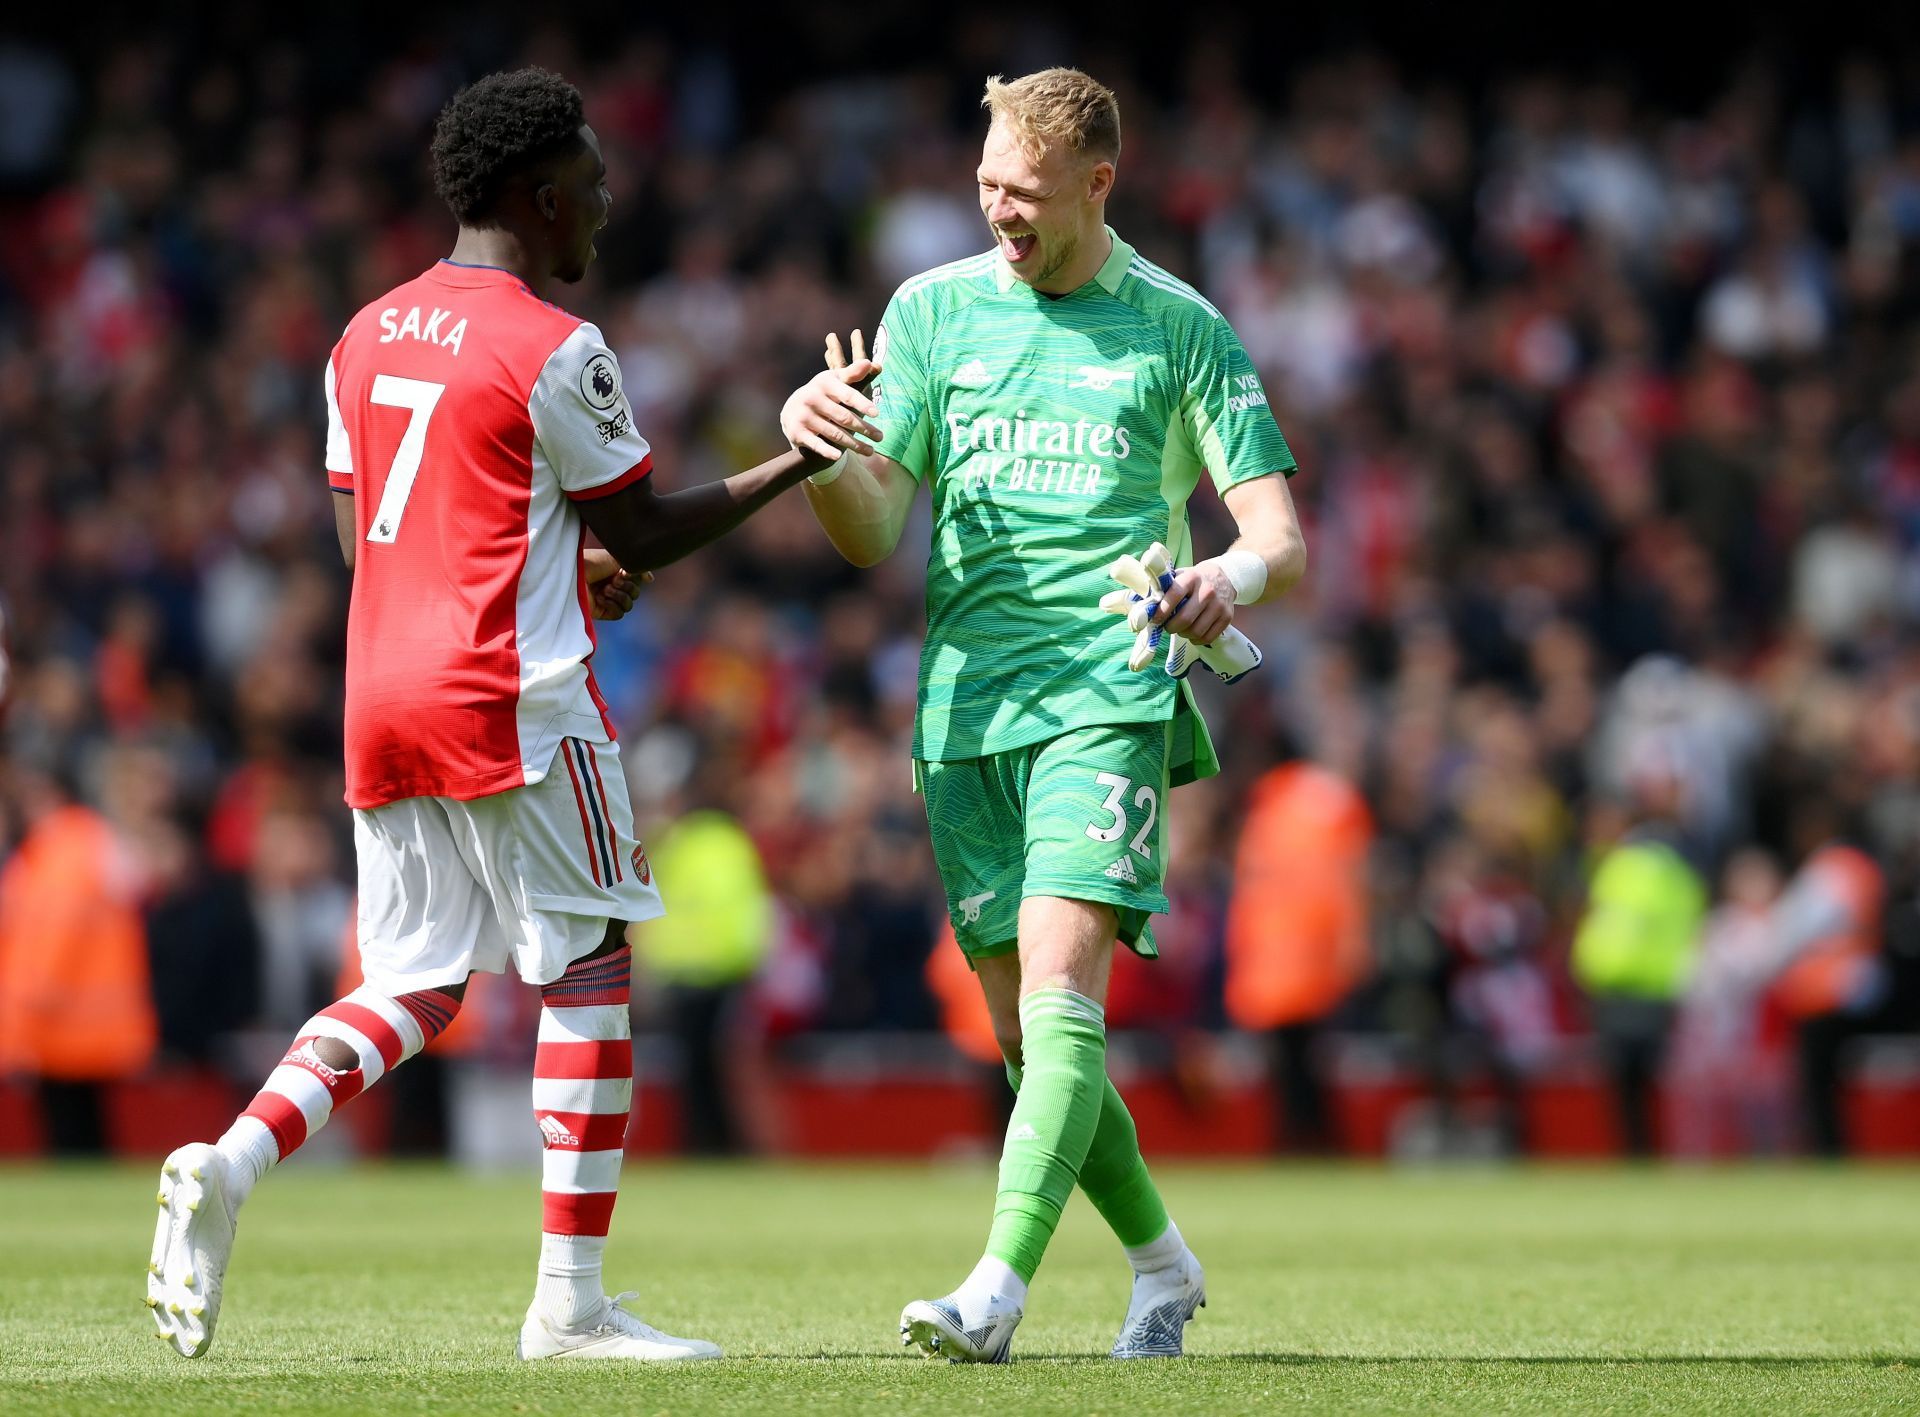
xmin=1225 ymin=758 xmax=1372 ymax=1154
xmin=1423 ymin=834 xmax=1559 ymax=1157
xmin=1770 ymin=834 xmax=1886 ymax=1156
xmin=249 ymin=808 xmax=353 ymax=1030
xmin=631 ymin=804 xmax=773 ymax=1155
xmin=1668 ymin=848 xmax=1792 ymax=1158
xmin=0 ymin=766 xmax=156 ymax=1152
xmin=926 ymin=921 xmax=1014 ymax=1134
xmin=1571 ymin=787 xmax=1711 ymax=1156
xmin=139 ymin=815 xmax=260 ymax=1063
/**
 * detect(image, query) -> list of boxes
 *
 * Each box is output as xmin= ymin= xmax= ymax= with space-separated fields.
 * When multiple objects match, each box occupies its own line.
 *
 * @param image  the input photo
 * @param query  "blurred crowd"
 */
xmin=4 ymin=15 xmax=1920 ymax=1159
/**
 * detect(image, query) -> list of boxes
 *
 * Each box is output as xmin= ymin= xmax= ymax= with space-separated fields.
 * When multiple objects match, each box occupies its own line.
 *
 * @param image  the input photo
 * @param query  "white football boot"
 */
xmin=900 ymin=1291 xmax=1023 ymax=1364
xmin=146 ymin=1142 xmax=238 ymax=1358
xmin=517 ymin=1292 xmax=722 ymax=1361
xmin=1110 ymin=1247 xmax=1206 ymax=1358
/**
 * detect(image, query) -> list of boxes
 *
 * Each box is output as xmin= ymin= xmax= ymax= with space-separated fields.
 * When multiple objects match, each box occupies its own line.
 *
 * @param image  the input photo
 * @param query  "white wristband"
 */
xmin=1212 ymin=547 xmax=1268 ymax=603
xmin=807 ymin=454 xmax=848 ymax=487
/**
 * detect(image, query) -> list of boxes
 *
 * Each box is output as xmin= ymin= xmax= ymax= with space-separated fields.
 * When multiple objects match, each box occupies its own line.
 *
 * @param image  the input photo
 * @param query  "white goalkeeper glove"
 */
xmin=1100 ymin=542 xmax=1264 ymax=684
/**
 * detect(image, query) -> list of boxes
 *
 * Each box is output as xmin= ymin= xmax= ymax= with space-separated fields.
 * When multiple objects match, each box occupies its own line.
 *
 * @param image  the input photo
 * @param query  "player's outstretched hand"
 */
xmin=782 ymin=329 xmax=882 ymax=462
xmin=583 ymin=549 xmax=649 ymax=621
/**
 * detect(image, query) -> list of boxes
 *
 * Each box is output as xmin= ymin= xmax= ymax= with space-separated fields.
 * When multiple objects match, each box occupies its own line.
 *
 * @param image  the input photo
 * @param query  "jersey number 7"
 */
xmin=364 ymin=374 xmax=446 ymax=545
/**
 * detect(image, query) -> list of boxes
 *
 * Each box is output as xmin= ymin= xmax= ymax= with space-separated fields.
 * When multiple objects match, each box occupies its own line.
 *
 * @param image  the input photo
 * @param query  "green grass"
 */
xmin=3 ymin=1162 xmax=1916 ymax=1413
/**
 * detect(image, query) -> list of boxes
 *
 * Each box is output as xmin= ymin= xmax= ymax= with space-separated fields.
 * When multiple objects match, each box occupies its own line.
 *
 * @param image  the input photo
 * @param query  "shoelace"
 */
xmin=596 ymin=1292 xmax=671 ymax=1342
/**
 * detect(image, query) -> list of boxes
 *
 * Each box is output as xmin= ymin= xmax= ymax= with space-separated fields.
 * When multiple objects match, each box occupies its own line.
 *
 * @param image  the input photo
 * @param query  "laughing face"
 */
xmin=977 ymin=119 xmax=1112 ymax=292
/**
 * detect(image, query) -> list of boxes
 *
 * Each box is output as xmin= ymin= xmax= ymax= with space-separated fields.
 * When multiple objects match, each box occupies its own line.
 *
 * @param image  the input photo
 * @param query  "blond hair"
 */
xmin=982 ymin=68 xmax=1121 ymax=165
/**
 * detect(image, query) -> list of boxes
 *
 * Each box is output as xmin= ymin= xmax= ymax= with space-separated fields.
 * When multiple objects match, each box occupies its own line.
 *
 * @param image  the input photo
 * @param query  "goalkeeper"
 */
xmin=783 ymin=67 xmax=1305 ymax=1362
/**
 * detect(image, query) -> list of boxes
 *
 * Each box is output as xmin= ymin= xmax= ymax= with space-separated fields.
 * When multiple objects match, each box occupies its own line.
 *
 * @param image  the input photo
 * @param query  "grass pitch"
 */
xmin=2 ymin=1161 xmax=1915 ymax=1413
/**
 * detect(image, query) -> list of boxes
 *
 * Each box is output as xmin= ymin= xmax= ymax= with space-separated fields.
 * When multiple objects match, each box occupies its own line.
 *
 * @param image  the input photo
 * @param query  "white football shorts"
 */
xmin=352 ymin=736 xmax=663 ymax=993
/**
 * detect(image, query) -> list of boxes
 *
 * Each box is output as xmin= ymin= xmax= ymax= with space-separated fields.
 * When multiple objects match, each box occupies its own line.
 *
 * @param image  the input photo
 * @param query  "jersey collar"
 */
xmin=994 ymin=226 xmax=1134 ymax=296
xmin=431 ymin=258 xmax=532 ymax=291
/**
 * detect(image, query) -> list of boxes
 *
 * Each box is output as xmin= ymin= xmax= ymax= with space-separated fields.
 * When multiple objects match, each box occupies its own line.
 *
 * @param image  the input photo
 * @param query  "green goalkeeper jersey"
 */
xmin=873 ymin=228 xmax=1296 ymax=777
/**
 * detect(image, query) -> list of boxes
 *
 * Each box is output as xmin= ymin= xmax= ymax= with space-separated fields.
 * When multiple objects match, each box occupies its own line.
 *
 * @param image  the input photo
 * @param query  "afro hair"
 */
xmin=430 ymin=67 xmax=586 ymax=225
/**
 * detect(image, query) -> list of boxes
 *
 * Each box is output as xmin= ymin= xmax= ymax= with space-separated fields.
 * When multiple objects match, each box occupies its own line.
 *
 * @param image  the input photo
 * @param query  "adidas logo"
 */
xmin=1104 ymin=855 xmax=1140 ymax=885
xmin=537 ymin=1114 xmax=582 ymax=1149
xmin=286 ymin=1037 xmax=345 ymax=1085
xmin=951 ymin=359 xmax=991 ymax=388
xmin=1009 ymin=1123 xmax=1039 ymax=1142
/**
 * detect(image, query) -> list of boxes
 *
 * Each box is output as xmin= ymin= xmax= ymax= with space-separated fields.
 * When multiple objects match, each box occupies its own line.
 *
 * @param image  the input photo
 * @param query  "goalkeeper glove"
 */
xmin=1101 ymin=542 xmax=1264 ymax=683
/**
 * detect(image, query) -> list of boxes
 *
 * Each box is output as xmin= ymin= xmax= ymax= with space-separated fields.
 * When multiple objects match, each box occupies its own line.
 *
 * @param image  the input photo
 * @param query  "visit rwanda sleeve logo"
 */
xmin=1226 ymin=372 xmax=1269 ymax=413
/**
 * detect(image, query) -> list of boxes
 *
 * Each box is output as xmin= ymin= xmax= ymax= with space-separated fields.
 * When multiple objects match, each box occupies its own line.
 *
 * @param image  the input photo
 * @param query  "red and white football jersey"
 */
xmin=324 ymin=260 xmax=651 ymax=810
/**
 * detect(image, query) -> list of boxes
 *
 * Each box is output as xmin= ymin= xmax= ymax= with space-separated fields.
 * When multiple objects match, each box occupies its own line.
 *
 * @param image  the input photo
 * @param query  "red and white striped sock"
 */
xmin=215 ymin=985 xmax=460 ymax=1203
xmin=531 ymin=946 xmax=634 ymax=1330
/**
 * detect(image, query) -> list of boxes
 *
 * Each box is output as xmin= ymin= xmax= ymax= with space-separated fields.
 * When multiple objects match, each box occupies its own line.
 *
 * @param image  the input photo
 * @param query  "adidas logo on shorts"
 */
xmin=1009 ymin=1123 xmax=1039 ymax=1141
xmin=1104 ymin=855 xmax=1140 ymax=885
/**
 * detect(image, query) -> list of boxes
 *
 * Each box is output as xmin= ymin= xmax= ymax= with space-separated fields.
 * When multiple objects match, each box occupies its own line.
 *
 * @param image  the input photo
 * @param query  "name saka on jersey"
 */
xmin=375 ymin=303 xmax=470 ymax=355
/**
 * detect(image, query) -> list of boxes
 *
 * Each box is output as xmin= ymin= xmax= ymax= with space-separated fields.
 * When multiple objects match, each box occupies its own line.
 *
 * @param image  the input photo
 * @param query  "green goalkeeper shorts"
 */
xmin=915 ymin=720 xmax=1171 ymax=962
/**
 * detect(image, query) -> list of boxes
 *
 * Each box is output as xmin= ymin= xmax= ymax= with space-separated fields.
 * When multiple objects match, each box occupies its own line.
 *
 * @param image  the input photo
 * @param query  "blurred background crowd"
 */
xmin=4 ymin=7 xmax=1920 ymax=1162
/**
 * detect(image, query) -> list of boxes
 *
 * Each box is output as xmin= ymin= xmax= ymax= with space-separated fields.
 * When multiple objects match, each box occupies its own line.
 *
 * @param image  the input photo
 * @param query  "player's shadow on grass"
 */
xmin=998 ymin=1353 xmax=1920 ymax=1366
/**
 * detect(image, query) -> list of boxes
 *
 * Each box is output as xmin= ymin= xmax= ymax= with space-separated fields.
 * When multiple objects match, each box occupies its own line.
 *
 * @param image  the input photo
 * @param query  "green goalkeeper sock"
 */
xmin=986 ymin=989 xmax=1108 ymax=1282
xmin=1078 ymin=1077 xmax=1170 ymax=1248
xmin=1004 ymin=1061 xmax=1170 ymax=1250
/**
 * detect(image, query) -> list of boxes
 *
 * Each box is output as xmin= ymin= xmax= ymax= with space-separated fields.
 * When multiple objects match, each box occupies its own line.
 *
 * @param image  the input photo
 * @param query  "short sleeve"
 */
xmin=869 ymin=289 xmax=935 ymax=482
xmin=1178 ymin=315 xmax=1296 ymax=494
xmin=529 ymin=323 xmax=654 ymax=500
xmin=324 ymin=347 xmax=353 ymax=492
